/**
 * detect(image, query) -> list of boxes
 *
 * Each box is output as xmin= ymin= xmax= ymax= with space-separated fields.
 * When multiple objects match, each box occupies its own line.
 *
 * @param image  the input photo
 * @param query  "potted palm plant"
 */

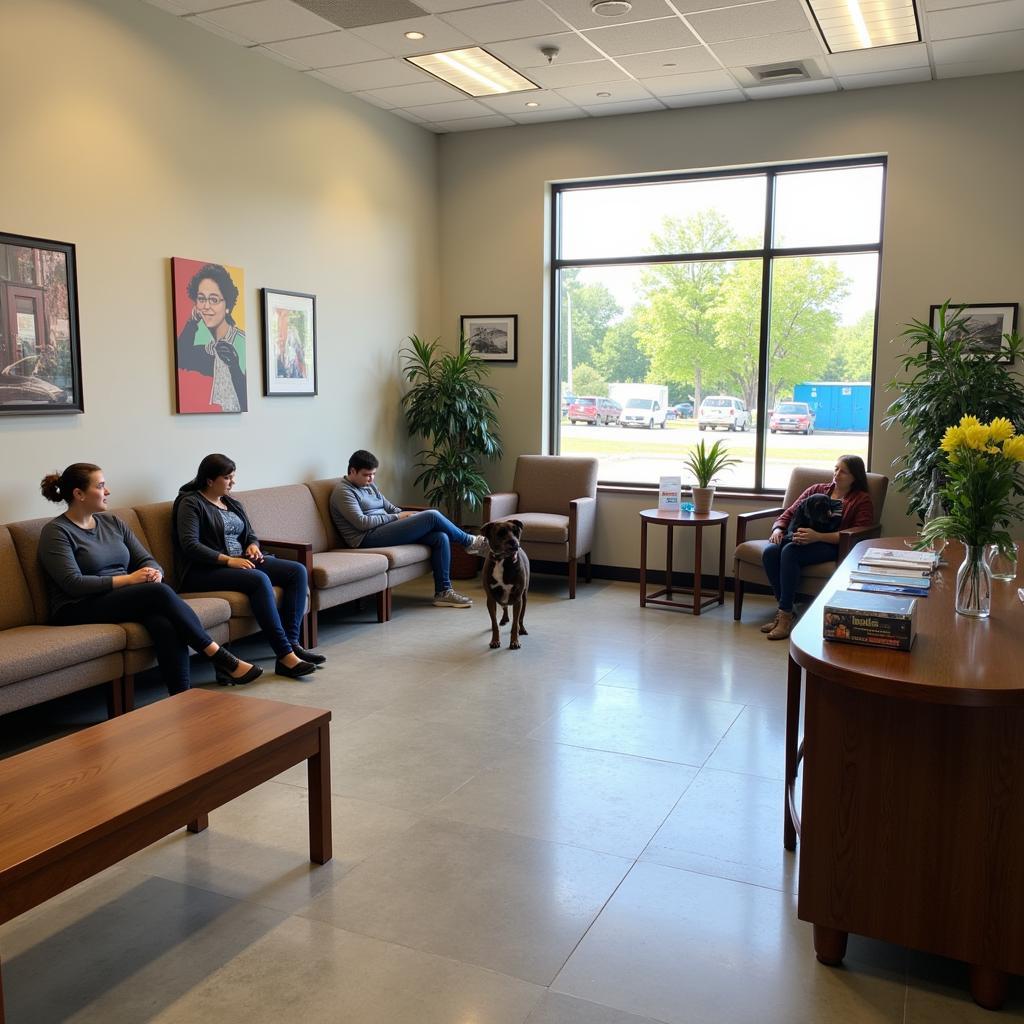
xmin=401 ymin=335 xmax=503 ymax=576
xmin=684 ymin=439 xmax=739 ymax=513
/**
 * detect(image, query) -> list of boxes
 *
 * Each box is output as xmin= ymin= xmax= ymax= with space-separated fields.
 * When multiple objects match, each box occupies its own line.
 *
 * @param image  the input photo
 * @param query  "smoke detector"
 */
xmin=591 ymin=0 xmax=633 ymax=16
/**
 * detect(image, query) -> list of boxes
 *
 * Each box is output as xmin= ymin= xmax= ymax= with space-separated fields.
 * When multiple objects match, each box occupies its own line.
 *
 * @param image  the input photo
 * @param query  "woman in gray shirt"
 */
xmin=39 ymin=463 xmax=262 ymax=693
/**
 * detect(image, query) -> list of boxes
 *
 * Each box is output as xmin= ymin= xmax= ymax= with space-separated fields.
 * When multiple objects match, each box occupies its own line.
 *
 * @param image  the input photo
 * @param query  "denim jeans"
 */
xmin=761 ymin=540 xmax=838 ymax=613
xmin=361 ymin=510 xmax=473 ymax=593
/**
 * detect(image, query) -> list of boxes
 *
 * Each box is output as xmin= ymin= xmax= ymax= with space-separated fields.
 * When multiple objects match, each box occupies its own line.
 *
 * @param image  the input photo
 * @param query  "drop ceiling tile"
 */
xmin=928 ymin=0 xmax=1024 ymax=40
xmin=478 ymin=88 xmax=579 ymax=111
xmin=924 ymin=0 xmax=1002 ymax=10
xmin=403 ymin=98 xmax=496 ymax=119
xmin=837 ymin=65 xmax=932 ymax=88
xmin=935 ymin=51 xmax=1024 ymax=76
xmin=195 ymin=0 xmax=337 ymax=43
xmin=509 ymin=106 xmax=589 ymax=122
xmin=390 ymin=107 xmax=429 ymax=123
xmin=661 ymin=88 xmax=746 ymax=105
xmin=579 ymin=97 xmax=666 ymax=115
xmin=542 ymin=0 xmax=677 ymax=29
xmin=312 ymin=58 xmax=433 ymax=90
xmin=416 ymin=0 xmax=514 ymax=10
xmin=143 ymin=0 xmax=191 ymax=13
xmin=687 ymin=0 xmax=811 ymax=42
xmin=191 ymin=16 xmax=259 ymax=45
xmin=615 ymin=45 xmax=721 ymax=77
xmin=349 ymin=16 xmax=475 ymax=55
xmin=154 ymin=0 xmax=242 ymax=10
xmin=361 ymin=80 xmax=466 ymax=106
xmin=746 ymin=77 xmax=837 ymax=97
xmin=711 ymin=29 xmax=823 ymax=64
xmin=529 ymin=59 xmax=630 ymax=86
xmin=931 ymin=27 xmax=1024 ymax=63
xmin=432 ymin=113 xmax=518 ymax=130
xmin=354 ymin=90 xmax=399 ymax=109
xmin=825 ymin=41 xmax=928 ymax=74
xmin=642 ymin=68 xmax=739 ymax=94
xmin=441 ymin=0 xmax=567 ymax=42
xmin=264 ymin=30 xmax=388 ymax=66
xmin=487 ymin=32 xmax=602 ymax=68
xmin=258 ymin=44 xmax=312 ymax=69
xmin=669 ymin=0 xmax=765 ymax=11
xmin=583 ymin=17 xmax=699 ymax=55
xmin=554 ymin=79 xmax=656 ymax=103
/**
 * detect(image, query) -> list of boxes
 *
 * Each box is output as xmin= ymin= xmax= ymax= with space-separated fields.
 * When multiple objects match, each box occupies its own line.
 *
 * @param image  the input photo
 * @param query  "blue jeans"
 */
xmin=761 ymin=540 xmax=838 ymax=613
xmin=182 ymin=556 xmax=307 ymax=658
xmin=361 ymin=510 xmax=472 ymax=593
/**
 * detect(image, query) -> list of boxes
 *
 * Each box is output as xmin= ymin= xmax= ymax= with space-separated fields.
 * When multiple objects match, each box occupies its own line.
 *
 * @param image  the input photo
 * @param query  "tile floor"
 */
xmin=1 ymin=575 xmax=1020 ymax=1023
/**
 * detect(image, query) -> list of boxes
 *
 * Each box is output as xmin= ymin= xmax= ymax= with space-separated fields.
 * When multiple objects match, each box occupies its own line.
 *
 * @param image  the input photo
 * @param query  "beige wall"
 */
xmin=0 ymin=0 xmax=438 ymax=524
xmin=438 ymin=73 xmax=1024 ymax=571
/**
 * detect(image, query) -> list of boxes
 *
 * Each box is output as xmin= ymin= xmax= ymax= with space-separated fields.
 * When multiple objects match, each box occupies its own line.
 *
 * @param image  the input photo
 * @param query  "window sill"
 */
xmin=597 ymin=483 xmax=783 ymax=502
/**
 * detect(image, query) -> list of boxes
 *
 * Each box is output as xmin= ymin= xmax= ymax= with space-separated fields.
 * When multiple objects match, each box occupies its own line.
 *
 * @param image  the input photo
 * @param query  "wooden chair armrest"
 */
xmin=837 ymin=523 xmax=882 ymax=561
xmin=735 ymin=507 xmax=785 ymax=546
xmin=261 ymin=538 xmax=314 ymax=573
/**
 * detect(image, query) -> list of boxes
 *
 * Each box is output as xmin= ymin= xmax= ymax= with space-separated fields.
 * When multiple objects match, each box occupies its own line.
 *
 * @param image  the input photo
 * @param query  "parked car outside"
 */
xmin=0 ymin=356 xmax=72 ymax=406
xmin=673 ymin=402 xmax=694 ymax=418
xmin=770 ymin=401 xmax=815 ymax=434
xmin=567 ymin=396 xmax=621 ymax=425
xmin=698 ymin=395 xmax=750 ymax=431
xmin=621 ymin=397 xmax=668 ymax=429
xmin=560 ymin=393 xmax=576 ymax=416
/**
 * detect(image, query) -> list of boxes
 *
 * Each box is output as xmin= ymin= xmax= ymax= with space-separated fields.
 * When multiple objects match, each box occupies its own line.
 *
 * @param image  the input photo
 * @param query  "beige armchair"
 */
xmin=732 ymin=466 xmax=889 ymax=620
xmin=482 ymin=456 xmax=598 ymax=598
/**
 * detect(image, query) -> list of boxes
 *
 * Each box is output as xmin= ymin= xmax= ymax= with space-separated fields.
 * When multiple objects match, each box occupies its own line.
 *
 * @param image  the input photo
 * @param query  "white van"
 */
xmin=621 ymin=397 xmax=667 ymax=429
xmin=698 ymin=395 xmax=750 ymax=431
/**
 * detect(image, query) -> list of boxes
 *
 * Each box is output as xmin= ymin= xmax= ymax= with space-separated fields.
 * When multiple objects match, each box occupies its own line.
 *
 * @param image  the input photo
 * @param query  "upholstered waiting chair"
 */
xmin=732 ymin=466 xmax=889 ymax=620
xmin=482 ymin=455 xmax=599 ymax=598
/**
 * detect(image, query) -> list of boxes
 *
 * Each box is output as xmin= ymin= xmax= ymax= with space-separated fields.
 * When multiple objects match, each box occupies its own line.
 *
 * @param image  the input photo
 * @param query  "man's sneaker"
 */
xmin=465 ymin=534 xmax=489 ymax=557
xmin=433 ymin=588 xmax=473 ymax=607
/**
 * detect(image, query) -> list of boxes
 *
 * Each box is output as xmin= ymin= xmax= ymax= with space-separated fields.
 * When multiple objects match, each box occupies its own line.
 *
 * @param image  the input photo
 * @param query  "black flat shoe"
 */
xmin=275 ymin=658 xmax=316 ymax=679
xmin=216 ymin=664 xmax=264 ymax=686
xmin=291 ymin=644 xmax=326 ymax=666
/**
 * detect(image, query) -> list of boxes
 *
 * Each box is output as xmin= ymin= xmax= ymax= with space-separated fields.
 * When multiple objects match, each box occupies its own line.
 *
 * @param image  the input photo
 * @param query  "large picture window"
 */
xmin=552 ymin=159 xmax=885 ymax=491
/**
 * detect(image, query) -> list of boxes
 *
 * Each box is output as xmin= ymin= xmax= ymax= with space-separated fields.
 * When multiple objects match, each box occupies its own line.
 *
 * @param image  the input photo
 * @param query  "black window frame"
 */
xmin=549 ymin=156 xmax=887 ymax=493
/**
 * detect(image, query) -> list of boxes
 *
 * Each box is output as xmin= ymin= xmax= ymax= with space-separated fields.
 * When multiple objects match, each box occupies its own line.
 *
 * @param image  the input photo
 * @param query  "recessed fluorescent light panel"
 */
xmin=806 ymin=0 xmax=920 ymax=53
xmin=405 ymin=48 xmax=539 ymax=96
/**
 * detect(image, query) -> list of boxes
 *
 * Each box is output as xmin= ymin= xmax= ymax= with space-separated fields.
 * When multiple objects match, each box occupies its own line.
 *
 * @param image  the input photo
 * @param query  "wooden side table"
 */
xmin=639 ymin=508 xmax=728 ymax=615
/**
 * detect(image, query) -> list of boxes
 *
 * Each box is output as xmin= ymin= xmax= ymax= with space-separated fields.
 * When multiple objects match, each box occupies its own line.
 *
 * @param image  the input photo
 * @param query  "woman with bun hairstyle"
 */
xmin=173 ymin=454 xmax=323 ymax=679
xmin=38 ymin=463 xmax=262 ymax=694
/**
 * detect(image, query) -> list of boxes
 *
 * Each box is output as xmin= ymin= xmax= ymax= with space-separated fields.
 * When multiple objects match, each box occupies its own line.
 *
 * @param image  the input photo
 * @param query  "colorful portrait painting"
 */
xmin=261 ymin=288 xmax=317 ymax=396
xmin=172 ymin=257 xmax=247 ymax=413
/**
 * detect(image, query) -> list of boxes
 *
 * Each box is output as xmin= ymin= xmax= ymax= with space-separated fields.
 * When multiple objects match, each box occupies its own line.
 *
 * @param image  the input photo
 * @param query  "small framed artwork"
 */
xmin=261 ymin=288 xmax=317 ymax=396
xmin=929 ymin=303 xmax=1018 ymax=364
xmin=461 ymin=314 xmax=517 ymax=363
xmin=172 ymin=256 xmax=248 ymax=413
xmin=0 ymin=232 xmax=83 ymax=415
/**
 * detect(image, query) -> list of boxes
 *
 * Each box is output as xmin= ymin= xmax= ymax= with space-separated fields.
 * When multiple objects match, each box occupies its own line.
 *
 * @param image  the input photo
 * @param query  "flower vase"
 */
xmin=985 ymin=542 xmax=1018 ymax=581
xmin=955 ymin=545 xmax=992 ymax=618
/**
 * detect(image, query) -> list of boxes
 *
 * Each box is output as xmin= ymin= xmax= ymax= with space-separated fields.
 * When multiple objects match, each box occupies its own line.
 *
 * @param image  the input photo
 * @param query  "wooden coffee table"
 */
xmin=0 ymin=689 xmax=332 ymax=1022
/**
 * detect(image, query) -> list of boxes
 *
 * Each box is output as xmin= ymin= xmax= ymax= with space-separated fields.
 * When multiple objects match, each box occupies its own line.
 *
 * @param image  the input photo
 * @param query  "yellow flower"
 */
xmin=1001 ymin=435 xmax=1024 ymax=461
xmin=939 ymin=425 xmax=964 ymax=453
xmin=959 ymin=415 xmax=982 ymax=431
xmin=963 ymin=424 xmax=991 ymax=450
xmin=988 ymin=417 xmax=1015 ymax=442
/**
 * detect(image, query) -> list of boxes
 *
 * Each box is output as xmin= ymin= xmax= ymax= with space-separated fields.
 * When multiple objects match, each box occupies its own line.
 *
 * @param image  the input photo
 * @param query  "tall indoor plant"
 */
xmin=885 ymin=301 xmax=1024 ymax=522
xmin=400 ymin=334 xmax=503 ymax=529
xmin=684 ymin=439 xmax=739 ymax=513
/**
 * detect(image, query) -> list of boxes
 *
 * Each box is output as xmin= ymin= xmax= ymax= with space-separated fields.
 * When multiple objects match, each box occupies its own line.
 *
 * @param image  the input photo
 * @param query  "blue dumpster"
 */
xmin=793 ymin=382 xmax=870 ymax=432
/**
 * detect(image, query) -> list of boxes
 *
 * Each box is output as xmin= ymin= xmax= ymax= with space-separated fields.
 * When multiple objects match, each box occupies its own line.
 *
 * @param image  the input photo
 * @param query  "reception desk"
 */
xmin=787 ymin=539 xmax=1024 ymax=1010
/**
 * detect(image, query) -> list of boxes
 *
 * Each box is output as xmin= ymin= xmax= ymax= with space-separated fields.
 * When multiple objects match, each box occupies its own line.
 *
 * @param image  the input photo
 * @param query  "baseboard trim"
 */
xmin=529 ymin=560 xmax=774 ymax=598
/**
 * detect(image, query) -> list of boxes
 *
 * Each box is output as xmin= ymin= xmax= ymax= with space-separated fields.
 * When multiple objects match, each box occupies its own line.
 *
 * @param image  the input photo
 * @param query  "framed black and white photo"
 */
xmin=461 ymin=314 xmax=517 ymax=363
xmin=261 ymin=288 xmax=317 ymax=396
xmin=930 ymin=303 xmax=1018 ymax=364
xmin=0 ymin=232 xmax=83 ymax=415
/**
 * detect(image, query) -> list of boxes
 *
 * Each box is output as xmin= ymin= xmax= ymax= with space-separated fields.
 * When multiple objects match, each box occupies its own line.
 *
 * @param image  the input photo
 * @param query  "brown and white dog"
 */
xmin=480 ymin=519 xmax=530 ymax=650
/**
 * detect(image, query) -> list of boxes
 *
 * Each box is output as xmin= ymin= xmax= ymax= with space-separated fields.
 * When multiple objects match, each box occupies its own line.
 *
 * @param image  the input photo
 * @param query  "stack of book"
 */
xmin=847 ymin=547 xmax=939 ymax=598
xmin=823 ymin=590 xmax=918 ymax=651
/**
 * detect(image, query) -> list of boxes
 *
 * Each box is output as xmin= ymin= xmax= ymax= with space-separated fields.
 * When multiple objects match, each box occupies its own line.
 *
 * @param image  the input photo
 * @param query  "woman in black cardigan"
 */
xmin=173 ymin=454 xmax=324 ymax=678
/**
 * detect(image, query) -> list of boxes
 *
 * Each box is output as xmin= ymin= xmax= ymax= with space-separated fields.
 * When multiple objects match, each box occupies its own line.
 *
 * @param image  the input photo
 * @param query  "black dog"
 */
xmin=480 ymin=519 xmax=530 ymax=650
xmin=785 ymin=492 xmax=842 ymax=541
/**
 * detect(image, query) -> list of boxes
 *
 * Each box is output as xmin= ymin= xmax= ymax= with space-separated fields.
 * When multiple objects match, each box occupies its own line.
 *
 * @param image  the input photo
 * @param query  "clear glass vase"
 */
xmin=956 ymin=545 xmax=992 ymax=618
xmin=985 ymin=542 xmax=1018 ymax=581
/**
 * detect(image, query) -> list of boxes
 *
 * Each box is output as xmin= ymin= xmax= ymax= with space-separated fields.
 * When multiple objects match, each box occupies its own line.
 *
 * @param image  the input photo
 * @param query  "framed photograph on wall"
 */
xmin=461 ymin=314 xmax=517 ymax=363
xmin=172 ymin=256 xmax=248 ymax=413
xmin=929 ymin=303 xmax=1018 ymax=364
xmin=0 ymin=232 xmax=83 ymax=415
xmin=261 ymin=288 xmax=317 ymax=396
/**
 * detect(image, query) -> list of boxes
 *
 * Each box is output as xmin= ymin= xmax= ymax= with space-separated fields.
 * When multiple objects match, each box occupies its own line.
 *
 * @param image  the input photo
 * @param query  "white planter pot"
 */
xmin=691 ymin=486 xmax=715 ymax=514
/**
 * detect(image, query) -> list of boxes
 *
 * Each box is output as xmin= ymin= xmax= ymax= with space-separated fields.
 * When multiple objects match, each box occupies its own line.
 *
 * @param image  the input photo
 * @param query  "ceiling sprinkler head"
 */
xmin=591 ymin=0 xmax=633 ymax=16
xmin=540 ymin=44 xmax=560 ymax=64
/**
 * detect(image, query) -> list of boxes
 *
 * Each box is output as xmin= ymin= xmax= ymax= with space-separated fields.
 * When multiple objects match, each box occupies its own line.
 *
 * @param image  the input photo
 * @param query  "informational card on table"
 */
xmin=658 ymin=475 xmax=681 ymax=511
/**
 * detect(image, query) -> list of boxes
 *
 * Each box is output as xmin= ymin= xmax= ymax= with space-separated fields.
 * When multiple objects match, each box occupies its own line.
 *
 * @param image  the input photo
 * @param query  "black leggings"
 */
xmin=53 ymin=583 xmax=213 ymax=695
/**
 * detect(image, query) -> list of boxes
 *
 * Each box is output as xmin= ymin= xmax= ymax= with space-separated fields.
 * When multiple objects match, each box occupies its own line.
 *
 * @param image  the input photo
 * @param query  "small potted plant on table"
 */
xmin=684 ymin=439 xmax=739 ymax=514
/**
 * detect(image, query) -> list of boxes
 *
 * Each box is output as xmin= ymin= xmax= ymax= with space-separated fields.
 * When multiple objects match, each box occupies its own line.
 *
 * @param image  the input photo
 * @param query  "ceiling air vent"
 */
xmin=749 ymin=62 xmax=811 ymax=83
xmin=290 ymin=0 xmax=427 ymax=29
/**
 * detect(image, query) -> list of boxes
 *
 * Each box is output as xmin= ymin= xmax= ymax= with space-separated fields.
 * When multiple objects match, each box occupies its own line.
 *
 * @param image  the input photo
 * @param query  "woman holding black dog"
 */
xmin=760 ymin=455 xmax=873 ymax=641
xmin=173 ymin=454 xmax=324 ymax=679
